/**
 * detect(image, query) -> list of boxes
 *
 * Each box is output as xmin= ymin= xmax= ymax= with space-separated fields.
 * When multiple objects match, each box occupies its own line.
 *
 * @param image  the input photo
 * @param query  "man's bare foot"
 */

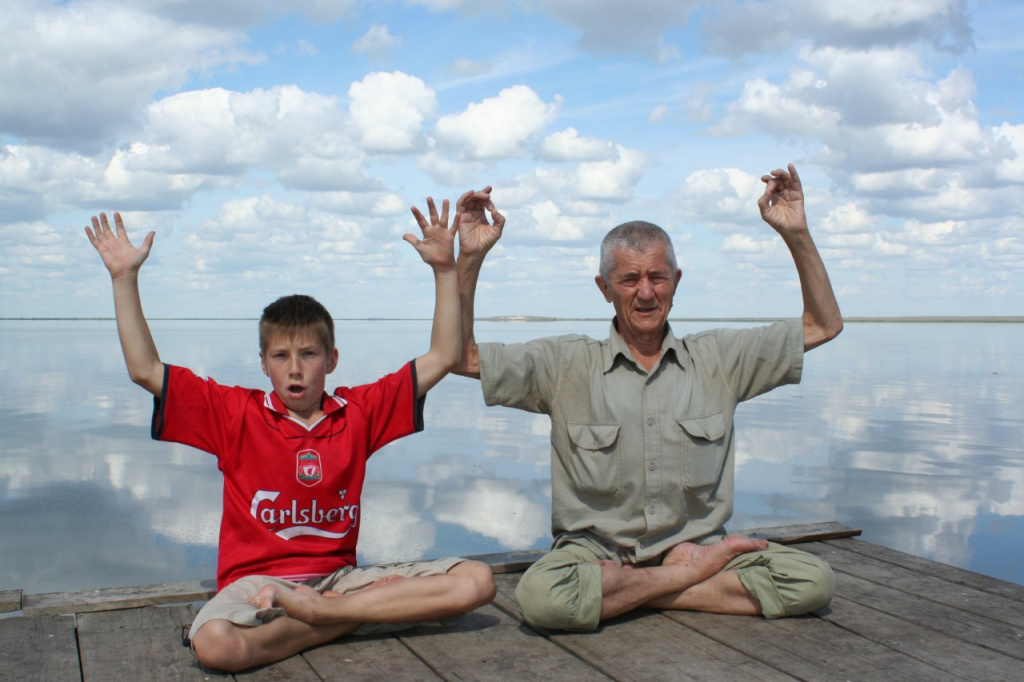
xmin=661 ymin=536 xmax=769 ymax=581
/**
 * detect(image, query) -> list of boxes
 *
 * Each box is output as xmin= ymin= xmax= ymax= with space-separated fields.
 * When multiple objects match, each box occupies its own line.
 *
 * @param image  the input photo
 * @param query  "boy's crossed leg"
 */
xmin=191 ymin=559 xmax=495 ymax=672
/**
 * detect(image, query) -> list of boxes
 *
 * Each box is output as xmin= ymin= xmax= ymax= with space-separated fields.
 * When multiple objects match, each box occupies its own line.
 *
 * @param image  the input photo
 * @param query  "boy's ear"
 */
xmin=260 ymin=352 xmax=270 ymax=377
xmin=326 ymin=347 xmax=339 ymax=374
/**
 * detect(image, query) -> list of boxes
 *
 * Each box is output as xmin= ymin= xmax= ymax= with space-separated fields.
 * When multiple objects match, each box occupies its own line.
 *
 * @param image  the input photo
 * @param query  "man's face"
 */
xmin=595 ymin=244 xmax=682 ymax=344
xmin=260 ymin=328 xmax=338 ymax=423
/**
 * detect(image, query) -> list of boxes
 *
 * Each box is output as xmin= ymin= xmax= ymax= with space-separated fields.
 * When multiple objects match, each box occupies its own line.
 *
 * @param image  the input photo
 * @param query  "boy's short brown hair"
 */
xmin=259 ymin=295 xmax=335 ymax=354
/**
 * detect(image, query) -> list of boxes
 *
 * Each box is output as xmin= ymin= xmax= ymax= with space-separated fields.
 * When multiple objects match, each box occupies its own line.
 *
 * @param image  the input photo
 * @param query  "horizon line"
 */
xmin=3 ymin=316 xmax=1024 ymax=323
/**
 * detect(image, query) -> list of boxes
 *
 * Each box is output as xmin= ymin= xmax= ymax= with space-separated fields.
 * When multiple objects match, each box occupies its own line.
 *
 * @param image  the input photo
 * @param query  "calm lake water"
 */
xmin=1 ymin=319 xmax=1022 ymax=595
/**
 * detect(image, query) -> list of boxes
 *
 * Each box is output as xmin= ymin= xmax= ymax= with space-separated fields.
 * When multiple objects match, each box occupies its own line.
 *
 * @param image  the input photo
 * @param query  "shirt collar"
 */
xmin=603 ymin=317 xmax=681 ymax=373
xmin=263 ymin=391 xmax=348 ymax=417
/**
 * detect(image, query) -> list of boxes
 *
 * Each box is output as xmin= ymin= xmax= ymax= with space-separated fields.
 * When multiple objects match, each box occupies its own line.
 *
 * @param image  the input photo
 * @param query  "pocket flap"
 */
xmin=567 ymin=423 xmax=620 ymax=450
xmin=678 ymin=413 xmax=726 ymax=441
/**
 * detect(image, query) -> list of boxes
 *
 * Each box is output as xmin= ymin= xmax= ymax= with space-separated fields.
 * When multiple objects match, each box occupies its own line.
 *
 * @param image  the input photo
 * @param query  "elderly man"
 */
xmin=453 ymin=164 xmax=843 ymax=631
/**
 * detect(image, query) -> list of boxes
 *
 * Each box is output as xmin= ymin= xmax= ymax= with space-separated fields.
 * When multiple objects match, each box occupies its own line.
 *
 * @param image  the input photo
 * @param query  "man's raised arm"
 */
xmin=451 ymin=186 xmax=504 ymax=378
xmin=758 ymin=164 xmax=843 ymax=351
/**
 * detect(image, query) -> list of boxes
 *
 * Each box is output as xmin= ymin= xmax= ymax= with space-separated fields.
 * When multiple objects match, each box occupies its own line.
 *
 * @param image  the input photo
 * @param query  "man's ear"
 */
xmin=326 ymin=347 xmax=339 ymax=374
xmin=595 ymin=274 xmax=612 ymax=302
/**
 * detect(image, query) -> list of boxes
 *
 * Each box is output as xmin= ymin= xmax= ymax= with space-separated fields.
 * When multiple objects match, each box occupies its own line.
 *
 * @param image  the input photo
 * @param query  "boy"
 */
xmin=85 ymin=200 xmax=496 ymax=672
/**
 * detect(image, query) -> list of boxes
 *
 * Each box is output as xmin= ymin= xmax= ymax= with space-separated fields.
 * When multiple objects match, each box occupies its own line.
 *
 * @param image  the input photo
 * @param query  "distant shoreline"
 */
xmin=4 ymin=316 xmax=1024 ymax=323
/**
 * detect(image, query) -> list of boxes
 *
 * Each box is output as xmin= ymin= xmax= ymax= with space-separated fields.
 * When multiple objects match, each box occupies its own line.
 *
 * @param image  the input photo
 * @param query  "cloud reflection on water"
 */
xmin=1 ymin=319 xmax=1022 ymax=594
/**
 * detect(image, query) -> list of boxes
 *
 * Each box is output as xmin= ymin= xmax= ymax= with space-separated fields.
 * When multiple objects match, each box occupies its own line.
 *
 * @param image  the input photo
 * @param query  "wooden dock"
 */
xmin=2 ymin=522 xmax=1022 ymax=681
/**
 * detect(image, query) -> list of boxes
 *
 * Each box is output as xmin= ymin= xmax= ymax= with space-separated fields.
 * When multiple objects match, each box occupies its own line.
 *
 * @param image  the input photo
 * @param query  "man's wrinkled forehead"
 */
xmin=608 ymin=244 xmax=675 ymax=275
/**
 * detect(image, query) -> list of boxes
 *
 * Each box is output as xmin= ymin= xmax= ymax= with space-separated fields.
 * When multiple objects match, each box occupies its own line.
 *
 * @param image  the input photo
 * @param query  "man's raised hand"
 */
xmin=455 ymin=186 xmax=504 ymax=260
xmin=758 ymin=164 xmax=808 ymax=236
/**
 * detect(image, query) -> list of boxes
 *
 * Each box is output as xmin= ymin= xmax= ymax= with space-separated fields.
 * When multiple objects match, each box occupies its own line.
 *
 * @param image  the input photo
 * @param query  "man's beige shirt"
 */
xmin=479 ymin=319 xmax=803 ymax=564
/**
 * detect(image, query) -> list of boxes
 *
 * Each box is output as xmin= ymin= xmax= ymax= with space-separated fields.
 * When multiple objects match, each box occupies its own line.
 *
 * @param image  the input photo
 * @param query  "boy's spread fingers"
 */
xmin=410 ymin=207 xmax=428 ymax=230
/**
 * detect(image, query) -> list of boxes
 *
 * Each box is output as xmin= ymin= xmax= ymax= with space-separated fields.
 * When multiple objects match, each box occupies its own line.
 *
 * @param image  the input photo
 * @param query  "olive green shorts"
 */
xmin=188 ymin=557 xmax=465 ymax=641
xmin=514 ymin=540 xmax=834 ymax=631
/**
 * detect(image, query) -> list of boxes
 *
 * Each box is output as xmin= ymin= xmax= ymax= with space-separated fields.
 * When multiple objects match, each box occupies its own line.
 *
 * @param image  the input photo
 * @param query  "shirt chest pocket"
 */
xmin=677 ymin=413 xmax=727 ymax=489
xmin=564 ymin=422 xmax=622 ymax=496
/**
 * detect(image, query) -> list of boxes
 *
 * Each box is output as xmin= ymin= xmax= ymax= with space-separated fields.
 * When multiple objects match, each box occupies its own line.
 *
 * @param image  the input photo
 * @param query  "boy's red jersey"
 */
xmin=152 ymin=362 xmax=423 ymax=590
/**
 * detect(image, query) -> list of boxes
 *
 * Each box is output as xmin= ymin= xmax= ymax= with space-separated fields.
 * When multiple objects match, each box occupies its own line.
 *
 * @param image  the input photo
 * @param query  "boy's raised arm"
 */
xmin=85 ymin=212 xmax=164 ymax=396
xmin=405 ymin=197 xmax=461 ymax=399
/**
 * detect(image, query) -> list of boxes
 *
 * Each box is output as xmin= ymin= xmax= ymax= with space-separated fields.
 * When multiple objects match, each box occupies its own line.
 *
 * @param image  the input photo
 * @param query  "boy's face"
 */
xmin=260 ymin=328 xmax=338 ymax=424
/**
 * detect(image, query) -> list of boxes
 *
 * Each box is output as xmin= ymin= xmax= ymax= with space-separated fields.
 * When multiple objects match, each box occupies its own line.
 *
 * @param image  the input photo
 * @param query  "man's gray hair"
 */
xmin=599 ymin=221 xmax=678 ymax=283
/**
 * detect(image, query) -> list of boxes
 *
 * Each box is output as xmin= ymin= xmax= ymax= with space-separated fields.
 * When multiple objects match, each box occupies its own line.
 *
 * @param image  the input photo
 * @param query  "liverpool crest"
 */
xmin=296 ymin=450 xmax=323 ymax=487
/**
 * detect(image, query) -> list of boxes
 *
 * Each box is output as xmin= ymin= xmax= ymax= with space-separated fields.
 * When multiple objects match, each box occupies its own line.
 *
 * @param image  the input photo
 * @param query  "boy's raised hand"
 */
xmin=85 ymin=212 xmax=155 ymax=280
xmin=406 ymin=197 xmax=458 ymax=270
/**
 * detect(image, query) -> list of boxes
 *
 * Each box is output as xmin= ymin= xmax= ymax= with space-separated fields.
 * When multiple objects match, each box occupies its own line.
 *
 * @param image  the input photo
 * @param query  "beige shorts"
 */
xmin=188 ymin=557 xmax=465 ymax=641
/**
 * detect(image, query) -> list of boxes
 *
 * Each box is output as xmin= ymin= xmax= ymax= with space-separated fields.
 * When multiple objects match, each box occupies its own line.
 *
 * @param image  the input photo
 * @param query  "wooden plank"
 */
xmin=551 ymin=614 xmax=797 ymax=682
xmin=470 ymin=549 xmax=547 ymax=574
xmin=398 ymin=603 xmax=609 ymax=681
xmin=233 ymin=653 xmax=321 ymax=681
xmin=806 ymin=540 xmax=1024 ymax=628
xmin=0 ymin=589 xmax=22 ymax=614
xmin=665 ymin=609 xmax=961 ymax=681
xmin=23 ymin=579 xmax=216 ymax=618
xmin=812 ymin=553 xmax=1024 ymax=660
xmin=492 ymin=574 xmax=794 ymax=681
xmin=302 ymin=634 xmax=442 ymax=681
xmin=0 ymin=614 xmax=80 ymax=682
xmin=737 ymin=521 xmax=861 ymax=544
xmin=823 ymin=594 xmax=1024 ymax=679
xmin=825 ymin=537 xmax=1024 ymax=602
xmin=77 ymin=605 xmax=206 ymax=682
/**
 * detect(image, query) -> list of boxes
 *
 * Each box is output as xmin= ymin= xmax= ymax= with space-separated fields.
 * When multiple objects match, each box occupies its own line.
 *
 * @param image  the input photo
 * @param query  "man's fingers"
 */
xmin=489 ymin=206 xmax=505 ymax=230
xmin=787 ymin=163 xmax=802 ymax=189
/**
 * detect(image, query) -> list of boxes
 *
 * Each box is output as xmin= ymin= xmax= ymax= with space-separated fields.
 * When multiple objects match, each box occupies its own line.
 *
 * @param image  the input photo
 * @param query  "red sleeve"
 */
xmin=151 ymin=364 xmax=252 ymax=462
xmin=335 ymin=361 xmax=425 ymax=457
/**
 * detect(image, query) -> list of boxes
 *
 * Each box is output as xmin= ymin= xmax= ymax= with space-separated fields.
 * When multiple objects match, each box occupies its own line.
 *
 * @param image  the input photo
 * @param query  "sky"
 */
xmin=1 ymin=0 xmax=1022 ymax=321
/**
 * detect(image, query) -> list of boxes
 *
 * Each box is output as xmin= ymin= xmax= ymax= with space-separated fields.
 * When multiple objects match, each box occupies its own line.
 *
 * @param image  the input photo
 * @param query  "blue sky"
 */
xmin=2 ymin=0 xmax=1022 ymax=320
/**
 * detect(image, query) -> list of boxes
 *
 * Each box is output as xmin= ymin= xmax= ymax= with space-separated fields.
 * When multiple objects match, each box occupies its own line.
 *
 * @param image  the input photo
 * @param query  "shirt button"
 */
xmin=647 ymin=418 xmax=655 ymax=426
xmin=639 ymin=541 xmax=647 ymax=549
xmin=648 ymin=506 xmax=656 ymax=515
xmin=648 ymin=463 xmax=657 ymax=471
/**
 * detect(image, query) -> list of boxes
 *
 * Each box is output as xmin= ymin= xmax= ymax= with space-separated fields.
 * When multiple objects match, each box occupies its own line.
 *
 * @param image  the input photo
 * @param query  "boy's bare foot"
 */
xmin=255 ymin=584 xmax=328 ymax=624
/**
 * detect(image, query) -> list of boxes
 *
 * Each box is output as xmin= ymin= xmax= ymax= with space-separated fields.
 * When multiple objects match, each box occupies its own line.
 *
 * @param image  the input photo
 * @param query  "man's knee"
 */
xmin=744 ymin=548 xmax=835 ymax=618
xmin=786 ymin=554 xmax=835 ymax=615
xmin=514 ymin=551 xmax=602 ymax=631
